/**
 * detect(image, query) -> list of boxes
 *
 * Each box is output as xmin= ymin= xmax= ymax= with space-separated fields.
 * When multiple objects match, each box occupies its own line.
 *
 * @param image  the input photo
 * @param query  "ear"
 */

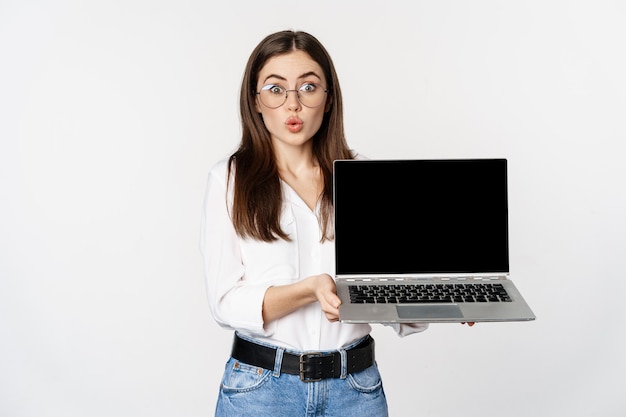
xmin=324 ymin=95 xmax=333 ymax=113
xmin=254 ymin=95 xmax=262 ymax=113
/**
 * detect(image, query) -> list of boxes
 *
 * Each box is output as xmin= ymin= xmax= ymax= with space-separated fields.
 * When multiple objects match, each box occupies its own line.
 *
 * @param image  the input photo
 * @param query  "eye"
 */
xmin=261 ymin=84 xmax=285 ymax=95
xmin=299 ymin=83 xmax=318 ymax=94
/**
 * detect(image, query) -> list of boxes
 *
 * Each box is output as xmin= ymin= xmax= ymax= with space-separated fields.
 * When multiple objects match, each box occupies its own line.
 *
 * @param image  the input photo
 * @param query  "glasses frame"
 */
xmin=255 ymin=82 xmax=329 ymax=109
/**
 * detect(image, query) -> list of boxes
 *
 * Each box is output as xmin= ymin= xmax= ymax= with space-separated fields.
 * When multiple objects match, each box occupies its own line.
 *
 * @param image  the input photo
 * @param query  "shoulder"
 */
xmin=350 ymin=150 xmax=370 ymax=160
xmin=207 ymin=157 xmax=234 ymax=185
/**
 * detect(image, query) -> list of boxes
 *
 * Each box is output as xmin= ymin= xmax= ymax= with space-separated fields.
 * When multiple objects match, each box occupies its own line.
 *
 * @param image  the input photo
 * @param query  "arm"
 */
xmin=200 ymin=164 xmax=341 ymax=335
xmin=262 ymin=274 xmax=341 ymax=323
xmin=200 ymin=165 xmax=269 ymax=334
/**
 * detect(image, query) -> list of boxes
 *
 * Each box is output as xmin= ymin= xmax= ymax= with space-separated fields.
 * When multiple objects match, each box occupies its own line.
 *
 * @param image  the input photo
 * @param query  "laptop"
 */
xmin=333 ymin=158 xmax=535 ymax=323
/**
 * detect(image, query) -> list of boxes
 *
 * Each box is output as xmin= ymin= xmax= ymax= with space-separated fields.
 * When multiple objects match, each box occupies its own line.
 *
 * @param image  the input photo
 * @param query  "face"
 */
xmin=255 ymin=50 xmax=331 ymax=152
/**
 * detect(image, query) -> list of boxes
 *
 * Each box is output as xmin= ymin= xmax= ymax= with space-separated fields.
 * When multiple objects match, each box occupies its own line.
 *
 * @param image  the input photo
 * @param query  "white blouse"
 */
xmin=200 ymin=158 xmax=427 ymax=352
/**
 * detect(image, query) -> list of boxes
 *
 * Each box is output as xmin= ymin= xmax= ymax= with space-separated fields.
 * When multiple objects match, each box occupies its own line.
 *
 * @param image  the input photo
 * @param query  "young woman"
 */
xmin=200 ymin=30 xmax=429 ymax=417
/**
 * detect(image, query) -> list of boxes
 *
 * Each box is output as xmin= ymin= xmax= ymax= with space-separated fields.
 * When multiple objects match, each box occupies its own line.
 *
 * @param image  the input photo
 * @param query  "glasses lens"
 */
xmin=259 ymin=84 xmax=285 ymax=109
xmin=297 ymin=83 xmax=326 ymax=108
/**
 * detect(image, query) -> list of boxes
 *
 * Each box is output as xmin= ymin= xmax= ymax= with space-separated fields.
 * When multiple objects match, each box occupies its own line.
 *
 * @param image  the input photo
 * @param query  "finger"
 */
xmin=320 ymin=299 xmax=340 ymax=322
xmin=326 ymin=314 xmax=338 ymax=322
xmin=323 ymin=300 xmax=340 ymax=316
xmin=324 ymin=311 xmax=340 ymax=322
xmin=321 ymin=292 xmax=341 ymax=309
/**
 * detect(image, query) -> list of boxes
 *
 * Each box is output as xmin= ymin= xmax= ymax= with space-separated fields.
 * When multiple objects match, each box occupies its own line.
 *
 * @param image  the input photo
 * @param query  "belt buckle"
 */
xmin=299 ymin=352 xmax=327 ymax=382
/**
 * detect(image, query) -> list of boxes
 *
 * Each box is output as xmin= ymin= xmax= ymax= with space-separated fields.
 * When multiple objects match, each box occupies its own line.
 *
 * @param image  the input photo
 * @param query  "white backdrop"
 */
xmin=1 ymin=1 xmax=625 ymax=416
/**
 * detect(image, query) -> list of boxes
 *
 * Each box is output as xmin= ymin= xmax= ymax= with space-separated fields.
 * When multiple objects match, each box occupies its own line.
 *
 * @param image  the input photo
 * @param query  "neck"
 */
xmin=274 ymin=144 xmax=317 ymax=176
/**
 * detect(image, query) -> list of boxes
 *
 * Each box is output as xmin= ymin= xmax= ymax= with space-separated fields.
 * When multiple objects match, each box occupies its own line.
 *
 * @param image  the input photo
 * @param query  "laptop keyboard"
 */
xmin=348 ymin=282 xmax=512 ymax=304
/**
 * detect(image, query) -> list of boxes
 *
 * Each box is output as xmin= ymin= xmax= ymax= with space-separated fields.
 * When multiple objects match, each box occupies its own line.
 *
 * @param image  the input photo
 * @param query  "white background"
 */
xmin=1 ymin=1 xmax=625 ymax=416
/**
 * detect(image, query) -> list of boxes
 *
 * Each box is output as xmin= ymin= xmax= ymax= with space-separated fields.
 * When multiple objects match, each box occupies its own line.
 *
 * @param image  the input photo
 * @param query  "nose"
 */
xmin=285 ymin=90 xmax=301 ymax=111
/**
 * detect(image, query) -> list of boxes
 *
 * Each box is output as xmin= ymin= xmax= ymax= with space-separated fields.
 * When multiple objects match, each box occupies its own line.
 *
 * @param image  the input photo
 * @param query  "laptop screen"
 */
xmin=333 ymin=159 xmax=510 ymax=275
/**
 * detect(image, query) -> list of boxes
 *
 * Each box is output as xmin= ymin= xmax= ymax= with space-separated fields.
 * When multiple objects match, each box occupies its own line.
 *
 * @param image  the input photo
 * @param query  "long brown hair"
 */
xmin=228 ymin=30 xmax=353 ymax=242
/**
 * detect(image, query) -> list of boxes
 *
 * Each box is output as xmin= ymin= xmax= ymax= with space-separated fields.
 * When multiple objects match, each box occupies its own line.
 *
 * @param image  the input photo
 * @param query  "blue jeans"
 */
xmin=215 ymin=336 xmax=388 ymax=417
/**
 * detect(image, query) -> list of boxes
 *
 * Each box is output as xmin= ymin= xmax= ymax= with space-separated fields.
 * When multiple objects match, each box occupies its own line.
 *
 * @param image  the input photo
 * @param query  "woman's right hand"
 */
xmin=307 ymin=274 xmax=342 ymax=322
xmin=262 ymin=274 xmax=341 ymax=324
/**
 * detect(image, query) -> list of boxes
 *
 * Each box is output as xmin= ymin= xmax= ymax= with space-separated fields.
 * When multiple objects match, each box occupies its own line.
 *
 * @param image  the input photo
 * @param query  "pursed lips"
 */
xmin=285 ymin=116 xmax=303 ymax=133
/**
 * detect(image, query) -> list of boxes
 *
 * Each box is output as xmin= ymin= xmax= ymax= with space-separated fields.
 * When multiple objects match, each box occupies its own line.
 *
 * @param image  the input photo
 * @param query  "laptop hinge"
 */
xmin=341 ymin=274 xmax=509 ymax=282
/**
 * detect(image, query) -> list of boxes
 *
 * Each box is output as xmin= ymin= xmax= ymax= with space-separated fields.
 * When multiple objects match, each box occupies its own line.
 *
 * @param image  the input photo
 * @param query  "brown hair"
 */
xmin=228 ymin=30 xmax=353 ymax=242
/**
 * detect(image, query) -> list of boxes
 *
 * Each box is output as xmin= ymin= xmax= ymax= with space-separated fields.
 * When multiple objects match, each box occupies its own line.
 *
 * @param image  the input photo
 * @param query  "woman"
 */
xmin=200 ymin=30 xmax=428 ymax=417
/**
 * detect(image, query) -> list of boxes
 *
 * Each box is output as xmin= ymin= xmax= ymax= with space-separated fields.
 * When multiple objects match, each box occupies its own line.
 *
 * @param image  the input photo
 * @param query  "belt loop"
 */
xmin=339 ymin=348 xmax=348 ymax=379
xmin=273 ymin=347 xmax=285 ymax=378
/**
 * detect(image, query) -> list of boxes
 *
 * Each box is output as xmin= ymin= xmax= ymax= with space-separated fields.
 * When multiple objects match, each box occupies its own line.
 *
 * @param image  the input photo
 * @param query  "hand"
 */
xmin=309 ymin=274 xmax=341 ymax=322
xmin=461 ymin=322 xmax=475 ymax=327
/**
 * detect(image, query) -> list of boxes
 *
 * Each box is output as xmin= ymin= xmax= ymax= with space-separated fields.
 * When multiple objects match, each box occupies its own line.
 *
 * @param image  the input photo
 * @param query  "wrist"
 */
xmin=301 ymin=275 xmax=321 ymax=303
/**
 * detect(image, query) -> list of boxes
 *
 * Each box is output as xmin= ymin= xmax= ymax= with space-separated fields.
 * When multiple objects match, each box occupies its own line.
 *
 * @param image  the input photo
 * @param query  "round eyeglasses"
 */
xmin=255 ymin=83 xmax=328 ymax=109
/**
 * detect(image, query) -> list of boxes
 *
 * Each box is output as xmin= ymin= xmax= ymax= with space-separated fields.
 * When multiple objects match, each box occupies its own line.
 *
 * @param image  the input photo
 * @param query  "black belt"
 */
xmin=231 ymin=334 xmax=375 ymax=382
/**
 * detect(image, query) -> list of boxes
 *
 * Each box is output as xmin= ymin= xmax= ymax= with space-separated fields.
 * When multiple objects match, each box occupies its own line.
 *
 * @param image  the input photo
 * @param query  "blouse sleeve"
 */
xmin=385 ymin=322 xmax=430 ymax=337
xmin=199 ymin=162 xmax=273 ymax=336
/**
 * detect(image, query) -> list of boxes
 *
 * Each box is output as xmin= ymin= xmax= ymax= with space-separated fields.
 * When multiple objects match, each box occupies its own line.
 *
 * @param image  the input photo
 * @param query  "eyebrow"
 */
xmin=262 ymin=71 xmax=322 ymax=84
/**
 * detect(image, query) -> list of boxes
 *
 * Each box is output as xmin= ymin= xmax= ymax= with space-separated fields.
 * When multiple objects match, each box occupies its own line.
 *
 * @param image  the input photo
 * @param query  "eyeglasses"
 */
xmin=255 ymin=82 xmax=328 ymax=109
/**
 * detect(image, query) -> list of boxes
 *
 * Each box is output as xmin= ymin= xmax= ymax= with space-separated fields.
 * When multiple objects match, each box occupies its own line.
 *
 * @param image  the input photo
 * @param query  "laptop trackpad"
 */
xmin=397 ymin=305 xmax=464 ymax=319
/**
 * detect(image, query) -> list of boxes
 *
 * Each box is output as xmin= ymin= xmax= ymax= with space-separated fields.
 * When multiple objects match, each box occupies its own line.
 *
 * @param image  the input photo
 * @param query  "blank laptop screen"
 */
xmin=333 ymin=159 xmax=510 ymax=275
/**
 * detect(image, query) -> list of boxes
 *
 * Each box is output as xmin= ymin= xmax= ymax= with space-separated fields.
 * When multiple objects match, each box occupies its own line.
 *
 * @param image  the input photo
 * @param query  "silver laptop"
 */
xmin=333 ymin=159 xmax=535 ymax=323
